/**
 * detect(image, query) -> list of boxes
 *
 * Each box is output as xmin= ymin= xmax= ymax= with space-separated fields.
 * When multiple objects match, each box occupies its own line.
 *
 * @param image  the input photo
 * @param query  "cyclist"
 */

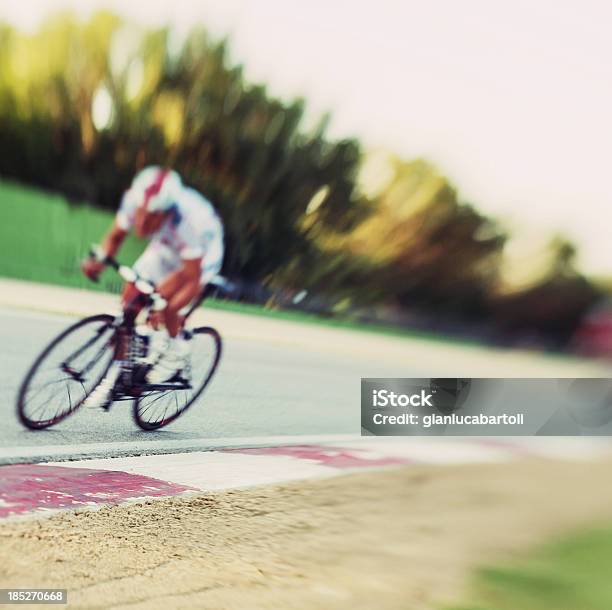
xmin=81 ymin=166 xmax=224 ymax=408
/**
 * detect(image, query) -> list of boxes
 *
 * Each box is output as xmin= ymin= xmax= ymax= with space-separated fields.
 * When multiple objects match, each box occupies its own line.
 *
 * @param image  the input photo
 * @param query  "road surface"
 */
xmin=1 ymin=278 xmax=609 ymax=463
xmin=0 ymin=306 xmax=409 ymax=457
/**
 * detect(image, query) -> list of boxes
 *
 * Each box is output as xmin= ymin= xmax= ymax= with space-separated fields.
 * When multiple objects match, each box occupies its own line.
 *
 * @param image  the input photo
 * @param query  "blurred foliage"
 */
xmin=492 ymin=236 xmax=601 ymax=348
xmin=0 ymin=12 xmax=601 ymax=346
xmin=0 ymin=12 xmax=367 ymax=282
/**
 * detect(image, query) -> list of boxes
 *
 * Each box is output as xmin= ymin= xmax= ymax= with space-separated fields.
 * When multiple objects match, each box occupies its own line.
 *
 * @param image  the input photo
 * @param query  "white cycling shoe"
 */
xmin=83 ymin=363 xmax=121 ymax=410
xmin=146 ymin=336 xmax=190 ymax=384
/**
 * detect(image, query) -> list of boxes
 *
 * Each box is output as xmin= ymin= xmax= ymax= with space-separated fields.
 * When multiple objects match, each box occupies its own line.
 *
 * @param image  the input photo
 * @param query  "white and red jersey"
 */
xmin=116 ymin=167 xmax=224 ymax=285
xmin=116 ymin=167 xmax=224 ymax=264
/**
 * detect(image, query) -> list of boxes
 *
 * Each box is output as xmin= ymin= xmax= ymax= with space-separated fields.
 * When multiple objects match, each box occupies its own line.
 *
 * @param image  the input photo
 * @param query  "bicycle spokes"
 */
xmin=132 ymin=327 xmax=221 ymax=430
xmin=17 ymin=315 xmax=117 ymax=429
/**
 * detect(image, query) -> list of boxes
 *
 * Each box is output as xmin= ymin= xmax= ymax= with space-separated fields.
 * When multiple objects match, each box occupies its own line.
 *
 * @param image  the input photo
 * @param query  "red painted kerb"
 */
xmin=228 ymin=444 xmax=412 ymax=469
xmin=0 ymin=464 xmax=196 ymax=519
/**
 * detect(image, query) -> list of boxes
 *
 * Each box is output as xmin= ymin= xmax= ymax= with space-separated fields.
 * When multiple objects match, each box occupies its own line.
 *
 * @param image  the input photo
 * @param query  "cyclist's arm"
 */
xmin=100 ymin=221 xmax=128 ymax=258
xmin=82 ymin=221 xmax=127 ymax=280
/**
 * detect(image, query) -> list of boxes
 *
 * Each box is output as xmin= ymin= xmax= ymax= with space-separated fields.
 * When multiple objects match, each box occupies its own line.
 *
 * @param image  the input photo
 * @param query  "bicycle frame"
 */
xmin=102 ymin=254 xmax=215 ymax=398
xmin=60 ymin=322 xmax=116 ymax=383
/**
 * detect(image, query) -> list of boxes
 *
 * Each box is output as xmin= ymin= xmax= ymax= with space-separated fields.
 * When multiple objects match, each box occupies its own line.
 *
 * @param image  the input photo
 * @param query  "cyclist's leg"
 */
xmin=164 ymin=280 xmax=201 ymax=337
xmin=146 ymin=279 xmax=200 ymax=382
xmin=176 ymin=249 xmax=224 ymax=330
xmin=115 ymin=244 xmax=171 ymax=356
xmin=146 ymin=249 xmax=222 ymax=383
xmin=121 ymin=282 xmax=141 ymax=308
xmin=134 ymin=242 xmax=181 ymax=326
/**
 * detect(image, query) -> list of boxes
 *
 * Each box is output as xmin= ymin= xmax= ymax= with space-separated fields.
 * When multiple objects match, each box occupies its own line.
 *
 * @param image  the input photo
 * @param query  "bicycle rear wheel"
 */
xmin=133 ymin=326 xmax=222 ymax=430
xmin=16 ymin=314 xmax=116 ymax=429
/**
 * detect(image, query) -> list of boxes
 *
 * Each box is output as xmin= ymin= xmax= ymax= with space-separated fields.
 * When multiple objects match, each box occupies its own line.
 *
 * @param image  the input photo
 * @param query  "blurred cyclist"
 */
xmin=81 ymin=166 xmax=224 ymax=408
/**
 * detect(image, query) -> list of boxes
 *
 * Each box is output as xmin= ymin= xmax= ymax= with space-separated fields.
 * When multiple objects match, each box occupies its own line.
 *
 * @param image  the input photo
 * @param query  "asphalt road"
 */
xmin=4 ymin=304 xmax=612 ymax=464
xmin=0 ymin=307 xmax=409 ymax=457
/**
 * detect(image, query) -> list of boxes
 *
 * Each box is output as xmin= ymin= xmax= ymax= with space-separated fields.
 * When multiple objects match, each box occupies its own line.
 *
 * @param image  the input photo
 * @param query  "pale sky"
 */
xmin=2 ymin=0 xmax=611 ymax=274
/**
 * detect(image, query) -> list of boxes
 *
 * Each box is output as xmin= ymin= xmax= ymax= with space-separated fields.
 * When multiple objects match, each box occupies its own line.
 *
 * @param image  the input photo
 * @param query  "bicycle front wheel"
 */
xmin=133 ymin=326 xmax=222 ymax=430
xmin=16 ymin=314 xmax=117 ymax=429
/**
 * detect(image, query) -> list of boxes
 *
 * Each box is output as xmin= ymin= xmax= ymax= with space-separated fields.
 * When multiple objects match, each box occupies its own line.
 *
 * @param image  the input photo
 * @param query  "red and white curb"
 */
xmin=1 ymin=438 xmax=610 ymax=520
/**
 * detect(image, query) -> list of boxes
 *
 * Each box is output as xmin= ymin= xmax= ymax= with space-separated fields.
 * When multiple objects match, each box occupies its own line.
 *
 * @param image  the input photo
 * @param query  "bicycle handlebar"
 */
xmin=88 ymin=248 xmax=168 ymax=311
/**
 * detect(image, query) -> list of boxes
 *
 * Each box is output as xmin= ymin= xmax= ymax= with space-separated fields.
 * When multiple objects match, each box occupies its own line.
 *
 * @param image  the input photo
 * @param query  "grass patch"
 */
xmin=448 ymin=525 xmax=612 ymax=610
xmin=0 ymin=178 xmax=145 ymax=294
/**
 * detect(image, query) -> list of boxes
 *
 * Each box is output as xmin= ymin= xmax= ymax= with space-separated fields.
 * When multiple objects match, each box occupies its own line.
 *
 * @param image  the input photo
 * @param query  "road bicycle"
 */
xmin=16 ymin=254 xmax=223 ymax=431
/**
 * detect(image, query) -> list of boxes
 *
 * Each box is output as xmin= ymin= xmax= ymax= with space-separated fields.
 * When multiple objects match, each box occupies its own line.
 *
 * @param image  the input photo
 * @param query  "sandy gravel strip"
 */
xmin=2 ymin=459 xmax=612 ymax=609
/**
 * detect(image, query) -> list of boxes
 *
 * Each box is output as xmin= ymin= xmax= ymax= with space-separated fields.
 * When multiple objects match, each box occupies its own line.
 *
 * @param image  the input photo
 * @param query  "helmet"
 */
xmin=130 ymin=166 xmax=181 ymax=213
